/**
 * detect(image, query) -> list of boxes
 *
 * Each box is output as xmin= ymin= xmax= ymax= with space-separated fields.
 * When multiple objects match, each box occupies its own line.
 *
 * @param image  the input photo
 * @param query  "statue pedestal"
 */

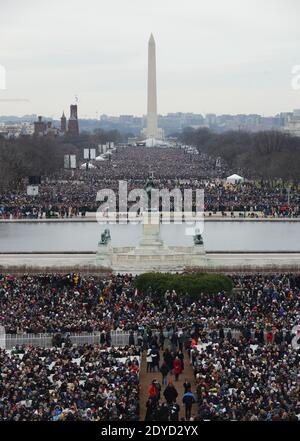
xmin=96 ymin=243 xmax=113 ymax=268
xmin=96 ymin=214 xmax=207 ymax=273
xmin=137 ymin=211 xmax=164 ymax=250
xmin=96 ymin=244 xmax=207 ymax=273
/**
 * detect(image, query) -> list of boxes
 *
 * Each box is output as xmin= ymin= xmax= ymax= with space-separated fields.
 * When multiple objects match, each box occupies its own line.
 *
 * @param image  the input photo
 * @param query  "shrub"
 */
xmin=134 ymin=272 xmax=233 ymax=299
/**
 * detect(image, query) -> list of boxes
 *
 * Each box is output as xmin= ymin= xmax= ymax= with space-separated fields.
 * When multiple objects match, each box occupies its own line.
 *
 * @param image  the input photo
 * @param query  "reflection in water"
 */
xmin=0 ymin=221 xmax=299 ymax=252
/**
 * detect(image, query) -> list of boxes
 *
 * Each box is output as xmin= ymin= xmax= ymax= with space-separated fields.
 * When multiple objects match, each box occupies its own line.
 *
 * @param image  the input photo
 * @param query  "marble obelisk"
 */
xmin=146 ymin=34 xmax=158 ymax=139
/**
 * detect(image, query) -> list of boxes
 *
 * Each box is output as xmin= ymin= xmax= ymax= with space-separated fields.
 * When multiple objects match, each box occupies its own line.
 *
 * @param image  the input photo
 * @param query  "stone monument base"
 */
xmin=96 ymin=210 xmax=206 ymax=273
xmin=96 ymin=243 xmax=206 ymax=273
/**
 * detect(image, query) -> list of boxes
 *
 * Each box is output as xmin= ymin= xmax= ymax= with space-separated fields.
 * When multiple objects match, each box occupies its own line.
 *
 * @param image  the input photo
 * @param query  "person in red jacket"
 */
xmin=173 ymin=356 xmax=182 ymax=381
xmin=266 ymin=331 xmax=273 ymax=344
xmin=148 ymin=381 xmax=158 ymax=402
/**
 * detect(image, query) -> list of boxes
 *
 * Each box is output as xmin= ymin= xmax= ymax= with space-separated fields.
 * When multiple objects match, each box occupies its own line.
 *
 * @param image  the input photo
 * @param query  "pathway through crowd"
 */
xmin=139 ymin=349 xmax=196 ymax=420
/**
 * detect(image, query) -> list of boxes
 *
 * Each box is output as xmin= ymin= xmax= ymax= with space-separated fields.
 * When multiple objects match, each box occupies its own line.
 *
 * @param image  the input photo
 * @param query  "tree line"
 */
xmin=179 ymin=127 xmax=300 ymax=182
xmin=0 ymin=129 xmax=126 ymax=190
xmin=1 ymin=127 xmax=300 ymax=190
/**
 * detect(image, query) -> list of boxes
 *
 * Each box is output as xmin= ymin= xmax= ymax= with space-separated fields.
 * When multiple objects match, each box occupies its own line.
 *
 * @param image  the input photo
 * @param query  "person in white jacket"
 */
xmin=146 ymin=348 xmax=153 ymax=372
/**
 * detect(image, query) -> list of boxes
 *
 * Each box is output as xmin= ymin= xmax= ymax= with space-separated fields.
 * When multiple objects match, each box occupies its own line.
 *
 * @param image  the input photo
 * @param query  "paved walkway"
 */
xmin=139 ymin=349 xmax=196 ymax=421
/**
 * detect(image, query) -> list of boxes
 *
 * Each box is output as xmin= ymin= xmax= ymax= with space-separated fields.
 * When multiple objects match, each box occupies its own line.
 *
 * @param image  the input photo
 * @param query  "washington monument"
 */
xmin=146 ymin=34 xmax=159 ymax=139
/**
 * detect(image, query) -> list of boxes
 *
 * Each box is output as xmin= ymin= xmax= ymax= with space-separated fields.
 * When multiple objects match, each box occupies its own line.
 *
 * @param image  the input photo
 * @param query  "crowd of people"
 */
xmin=0 ymin=147 xmax=221 ymax=219
xmin=1 ymin=145 xmax=298 ymax=219
xmin=142 ymin=273 xmax=300 ymax=421
xmin=1 ymin=273 xmax=300 ymax=340
xmin=144 ymin=336 xmax=197 ymax=421
xmin=0 ymin=344 xmax=140 ymax=421
xmin=1 ymin=179 xmax=298 ymax=220
xmin=1 ymin=271 xmax=300 ymax=420
xmin=191 ymin=337 xmax=300 ymax=420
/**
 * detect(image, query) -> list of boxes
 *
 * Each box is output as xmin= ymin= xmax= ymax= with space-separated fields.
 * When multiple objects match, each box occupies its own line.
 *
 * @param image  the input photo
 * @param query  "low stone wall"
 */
xmin=0 ymin=252 xmax=300 ymax=275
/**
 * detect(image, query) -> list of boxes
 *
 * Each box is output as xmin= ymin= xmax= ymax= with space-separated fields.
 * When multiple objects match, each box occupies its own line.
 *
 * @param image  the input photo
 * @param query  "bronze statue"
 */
xmin=194 ymin=229 xmax=204 ymax=245
xmin=145 ymin=174 xmax=157 ymax=212
xmin=99 ymin=228 xmax=111 ymax=245
xmin=104 ymin=228 xmax=111 ymax=241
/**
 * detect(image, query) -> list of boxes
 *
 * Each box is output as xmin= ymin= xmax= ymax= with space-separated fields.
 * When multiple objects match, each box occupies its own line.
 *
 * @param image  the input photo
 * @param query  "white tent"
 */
xmin=80 ymin=162 xmax=96 ymax=169
xmin=95 ymin=155 xmax=106 ymax=161
xmin=102 ymin=151 xmax=112 ymax=157
xmin=143 ymin=137 xmax=170 ymax=147
xmin=226 ymin=174 xmax=244 ymax=184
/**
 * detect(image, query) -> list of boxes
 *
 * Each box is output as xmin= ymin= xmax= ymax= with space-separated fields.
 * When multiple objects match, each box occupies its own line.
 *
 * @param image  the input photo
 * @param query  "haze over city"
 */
xmin=1 ymin=0 xmax=300 ymax=118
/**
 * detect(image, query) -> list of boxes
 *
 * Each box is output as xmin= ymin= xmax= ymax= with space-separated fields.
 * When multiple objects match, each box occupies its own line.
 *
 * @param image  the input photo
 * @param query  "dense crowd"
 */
xmin=1 ymin=179 xmax=298 ymax=220
xmin=144 ymin=338 xmax=197 ymax=421
xmin=1 ymin=271 xmax=300 ymax=421
xmin=1 ymin=145 xmax=298 ymax=219
xmin=0 ymin=147 xmax=221 ymax=218
xmin=191 ymin=338 xmax=300 ymax=420
xmin=1 ymin=273 xmax=300 ymax=339
xmin=0 ymin=344 xmax=140 ymax=421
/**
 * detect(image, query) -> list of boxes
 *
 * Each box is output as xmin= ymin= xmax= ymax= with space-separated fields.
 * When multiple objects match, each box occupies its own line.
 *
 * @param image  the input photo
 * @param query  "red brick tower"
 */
xmin=67 ymin=104 xmax=79 ymax=135
xmin=60 ymin=111 xmax=67 ymax=133
xmin=34 ymin=116 xmax=47 ymax=136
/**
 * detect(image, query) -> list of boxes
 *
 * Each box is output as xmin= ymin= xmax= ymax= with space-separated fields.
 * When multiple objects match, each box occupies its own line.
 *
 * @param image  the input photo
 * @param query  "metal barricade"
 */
xmin=69 ymin=332 xmax=101 ymax=346
xmin=110 ymin=330 xmax=137 ymax=346
xmin=5 ymin=333 xmax=53 ymax=349
xmin=0 ymin=327 xmax=278 ymax=350
xmin=0 ymin=325 xmax=6 ymax=349
xmin=2 ymin=330 xmax=138 ymax=349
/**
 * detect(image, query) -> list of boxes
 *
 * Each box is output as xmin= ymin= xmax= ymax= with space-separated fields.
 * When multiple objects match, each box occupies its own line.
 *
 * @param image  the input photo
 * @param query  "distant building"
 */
xmin=205 ymin=113 xmax=217 ymax=127
xmin=27 ymin=107 xmax=289 ymax=138
xmin=34 ymin=116 xmax=47 ymax=136
xmin=0 ymin=122 xmax=34 ymax=138
xmin=60 ymin=111 xmax=67 ymax=133
xmin=119 ymin=115 xmax=134 ymax=124
xmin=67 ymin=104 xmax=79 ymax=135
xmin=33 ymin=115 xmax=60 ymax=137
xmin=283 ymin=109 xmax=300 ymax=137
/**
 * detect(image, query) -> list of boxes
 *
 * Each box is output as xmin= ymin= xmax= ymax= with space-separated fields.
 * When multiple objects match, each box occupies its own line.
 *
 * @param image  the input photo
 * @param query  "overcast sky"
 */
xmin=0 ymin=0 xmax=300 ymax=118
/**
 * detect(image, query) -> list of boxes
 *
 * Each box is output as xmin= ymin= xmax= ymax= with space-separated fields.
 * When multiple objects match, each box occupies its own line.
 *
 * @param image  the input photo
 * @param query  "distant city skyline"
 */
xmin=1 ymin=110 xmax=294 ymax=140
xmin=0 ymin=109 xmax=295 ymax=121
xmin=1 ymin=0 xmax=300 ymax=117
